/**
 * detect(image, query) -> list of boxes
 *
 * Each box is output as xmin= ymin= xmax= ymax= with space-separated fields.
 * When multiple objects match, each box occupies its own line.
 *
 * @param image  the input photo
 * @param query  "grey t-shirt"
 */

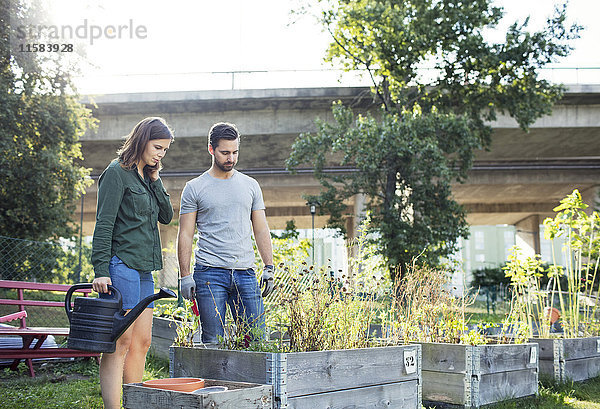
xmin=179 ymin=170 xmax=265 ymax=269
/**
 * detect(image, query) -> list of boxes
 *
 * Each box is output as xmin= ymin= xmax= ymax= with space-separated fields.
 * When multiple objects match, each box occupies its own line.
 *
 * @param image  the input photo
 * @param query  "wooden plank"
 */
xmin=563 ymin=356 xmax=600 ymax=382
xmin=153 ymin=317 xmax=177 ymax=333
xmin=533 ymin=337 xmax=600 ymax=361
xmin=478 ymin=368 xmax=538 ymax=407
xmin=289 ymin=380 xmax=419 ymax=409
xmin=285 ymin=345 xmax=420 ymax=397
xmin=477 ymin=344 xmax=538 ymax=375
xmin=123 ymin=379 xmax=272 ymax=409
xmin=0 ymin=327 xmax=70 ymax=336
xmin=533 ymin=338 xmax=556 ymax=360
xmin=421 ymin=370 xmax=467 ymax=405
xmin=149 ymin=334 xmax=175 ymax=360
xmin=0 ymin=280 xmax=90 ymax=292
xmin=418 ymin=342 xmax=468 ymax=374
xmin=150 ymin=318 xmax=177 ymax=360
xmin=561 ymin=337 xmax=600 ymax=361
xmin=0 ymin=299 xmax=67 ymax=308
xmin=172 ymin=347 xmax=269 ymax=385
xmin=0 ymin=311 xmax=27 ymax=323
xmin=0 ymin=348 xmax=99 ymax=359
xmin=538 ymin=359 xmax=557 ymax=379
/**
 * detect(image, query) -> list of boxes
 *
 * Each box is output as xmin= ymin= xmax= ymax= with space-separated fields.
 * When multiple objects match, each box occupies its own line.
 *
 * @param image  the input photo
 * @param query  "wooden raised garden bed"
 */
xmin=123 ymin=378 xmax=272 ymax=409
xmin=170 ymin=344 xmax=422 ymax=409
xmin=150 ymin=317 xmax=200 ymax=360
xmin=420 ymin=342 xmax=539 ymax=408
xmin=535 ymin=336 xmax=600 ymax=382
xmin=150 ymin=317 xmax=177 ymax=360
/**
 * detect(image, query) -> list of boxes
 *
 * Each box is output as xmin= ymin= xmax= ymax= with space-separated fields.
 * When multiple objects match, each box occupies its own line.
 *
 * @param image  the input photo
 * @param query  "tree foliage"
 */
xmin=287 ymin=0 xmax=580 ymax=274
xmin=0 ymin=0 xmax=95 ymax=241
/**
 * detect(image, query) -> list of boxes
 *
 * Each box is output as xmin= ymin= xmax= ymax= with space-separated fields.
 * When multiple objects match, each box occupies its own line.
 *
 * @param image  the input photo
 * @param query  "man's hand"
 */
xmin=260 ymin=265 xmax=275 ymax=297
xmin=180 ymin=274 xmax=196 ymax=300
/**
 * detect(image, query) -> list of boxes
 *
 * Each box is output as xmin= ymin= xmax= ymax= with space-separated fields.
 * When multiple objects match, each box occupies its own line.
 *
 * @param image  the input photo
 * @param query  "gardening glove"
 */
xmin=260 ymin=265 xmax=275 ymax=297
xmin=180 ymin=274 xmax=196 ymax=300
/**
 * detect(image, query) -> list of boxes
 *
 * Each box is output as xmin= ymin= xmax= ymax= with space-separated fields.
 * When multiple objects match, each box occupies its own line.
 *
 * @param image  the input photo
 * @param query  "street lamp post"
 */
xmin=77 ymin=193 xmax=84 ymax=283
xmin=309 ymin=202 xmax=318 ymax=266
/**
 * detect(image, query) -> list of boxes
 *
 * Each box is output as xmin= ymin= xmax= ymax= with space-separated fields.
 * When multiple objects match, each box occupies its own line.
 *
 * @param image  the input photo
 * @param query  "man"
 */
xmin=177 ymin=122 xmax=274 ymax=343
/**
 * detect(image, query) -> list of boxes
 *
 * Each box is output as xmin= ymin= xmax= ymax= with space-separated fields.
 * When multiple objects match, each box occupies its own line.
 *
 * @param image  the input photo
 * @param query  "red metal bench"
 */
xmin=0 ymin=280 xmax=100 ymax=377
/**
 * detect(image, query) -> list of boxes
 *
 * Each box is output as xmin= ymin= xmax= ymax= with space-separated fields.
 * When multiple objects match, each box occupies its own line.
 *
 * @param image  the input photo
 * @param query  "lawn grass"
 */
xmin=0 ymin=353 xmax=169 ymax=409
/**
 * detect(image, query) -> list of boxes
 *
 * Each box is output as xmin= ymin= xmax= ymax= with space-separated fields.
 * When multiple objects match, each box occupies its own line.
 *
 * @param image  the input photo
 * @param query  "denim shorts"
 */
xmin=101 ymin=255 xmax=155 ymax=310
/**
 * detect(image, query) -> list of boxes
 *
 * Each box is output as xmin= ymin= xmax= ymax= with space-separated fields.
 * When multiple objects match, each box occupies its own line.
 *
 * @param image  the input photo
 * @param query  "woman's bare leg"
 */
xmin=99 ymin=325 xmax=133 ymax=409
xmin=123 ymin=308 xmax=153 ymax=384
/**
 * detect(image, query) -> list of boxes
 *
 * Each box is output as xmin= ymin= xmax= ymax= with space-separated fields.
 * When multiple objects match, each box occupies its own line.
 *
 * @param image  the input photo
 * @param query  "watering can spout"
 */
xmin=113 ymin=287 xmax=177 ymax=341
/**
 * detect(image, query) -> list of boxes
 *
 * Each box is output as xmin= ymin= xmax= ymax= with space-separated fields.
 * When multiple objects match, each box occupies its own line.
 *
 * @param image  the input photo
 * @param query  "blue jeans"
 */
xmin=193 ymin=264 xmax=265 ymax=343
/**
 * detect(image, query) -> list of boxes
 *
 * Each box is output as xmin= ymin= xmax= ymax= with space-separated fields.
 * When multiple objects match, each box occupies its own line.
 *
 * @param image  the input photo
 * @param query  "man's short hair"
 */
xmin=208 ymin=122 xmax=240 ymax=149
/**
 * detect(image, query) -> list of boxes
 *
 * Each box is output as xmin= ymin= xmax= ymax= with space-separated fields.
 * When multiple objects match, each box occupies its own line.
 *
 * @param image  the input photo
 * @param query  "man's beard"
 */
xmin=215 ymin=159 xmax=235 ymax=172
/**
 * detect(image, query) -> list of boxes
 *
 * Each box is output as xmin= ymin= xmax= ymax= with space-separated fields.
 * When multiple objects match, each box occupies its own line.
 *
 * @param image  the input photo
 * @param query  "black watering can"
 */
xmin=65 ymin=283 xmax=176 ymax=353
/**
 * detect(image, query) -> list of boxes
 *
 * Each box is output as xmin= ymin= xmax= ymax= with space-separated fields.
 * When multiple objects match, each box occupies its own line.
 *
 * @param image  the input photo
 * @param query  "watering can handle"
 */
xmin=64 ymin=283 xmax=120 ymax=321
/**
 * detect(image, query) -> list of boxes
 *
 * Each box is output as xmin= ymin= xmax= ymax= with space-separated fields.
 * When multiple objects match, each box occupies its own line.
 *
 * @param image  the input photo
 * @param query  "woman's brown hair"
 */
xmin=117 ymin=117 xmax=174 ymax=173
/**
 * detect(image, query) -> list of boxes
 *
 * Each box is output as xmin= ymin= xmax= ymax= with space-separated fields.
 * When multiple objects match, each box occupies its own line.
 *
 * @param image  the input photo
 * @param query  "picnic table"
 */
xmin=0 ymin=280 xmax=100 ymax=376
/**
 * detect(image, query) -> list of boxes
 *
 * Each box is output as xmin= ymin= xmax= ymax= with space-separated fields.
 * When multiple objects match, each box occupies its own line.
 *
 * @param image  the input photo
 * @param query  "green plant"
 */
xmin=288 ymin=0 xmax=580 ymax=279
xmin=502 ymin=247 xmax=549 ymax=342
xmin=1 ymin=0 xmax=97 ymax=243
xmin=347 ymin=213 xmax=392 ymax=297
xmin=171 ymin=299 xmax=201 ymax=347
xmin=502 ymin=190 xmax=600 ymax=341
xmin=278 ymin=265 xmax=383 ymax=352
xmin=153 ymin=300 xmax=185 ymax=320
xmin=386 ymin=263 xmax=481 ymax=345
xmin=153 ymin=299 xmax=201 ymax=347
xmin=268 ymin=216 xmax=397 ymax=352
xmin=216 ymin=317 xmax=278 ymax=352
xmin=543 ymin=190 xmax=600 ymax=338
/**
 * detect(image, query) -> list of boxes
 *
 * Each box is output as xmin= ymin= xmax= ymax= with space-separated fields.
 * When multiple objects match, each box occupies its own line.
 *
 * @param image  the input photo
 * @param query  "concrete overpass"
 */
xmin=79 ymin=85 xmax=600 ymax=256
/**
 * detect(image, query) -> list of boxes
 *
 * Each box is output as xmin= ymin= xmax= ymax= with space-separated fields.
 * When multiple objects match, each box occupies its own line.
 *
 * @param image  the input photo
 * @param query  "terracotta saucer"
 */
xmin=142 ymin=377 xmax=205 ymax=392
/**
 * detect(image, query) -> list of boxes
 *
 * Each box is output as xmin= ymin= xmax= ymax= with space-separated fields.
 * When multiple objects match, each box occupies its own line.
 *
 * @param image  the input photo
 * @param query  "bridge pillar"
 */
xmin=515 ymin=214 xmax=541 ymax=258
xmin=581 ymin=185 xmax=600 ymax=214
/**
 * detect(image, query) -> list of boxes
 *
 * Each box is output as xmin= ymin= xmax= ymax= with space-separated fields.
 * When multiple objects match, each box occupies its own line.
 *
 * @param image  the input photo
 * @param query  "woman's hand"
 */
xmin=93 ymin=277 xmax=112 ymax=294
xmin=148 ymin=164 xmax=160 ymax=182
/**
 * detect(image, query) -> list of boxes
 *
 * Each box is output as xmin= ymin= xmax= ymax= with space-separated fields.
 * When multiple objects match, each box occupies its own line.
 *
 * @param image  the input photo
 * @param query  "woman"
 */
xmin=91 ymin=117 xmax=174 ymax=409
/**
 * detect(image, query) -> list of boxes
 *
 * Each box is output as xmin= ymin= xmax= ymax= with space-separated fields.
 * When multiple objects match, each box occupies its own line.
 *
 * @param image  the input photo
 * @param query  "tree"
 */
xmin=0 ymin=0 xmax=95 ymax=241
xmin=286 ymin=0 xmax=580 ymax=277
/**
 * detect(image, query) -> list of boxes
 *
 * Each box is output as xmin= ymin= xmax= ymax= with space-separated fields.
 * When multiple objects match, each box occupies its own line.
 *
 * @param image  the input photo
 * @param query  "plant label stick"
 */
xmin=530 ymin=346 xmax=537 ymax=364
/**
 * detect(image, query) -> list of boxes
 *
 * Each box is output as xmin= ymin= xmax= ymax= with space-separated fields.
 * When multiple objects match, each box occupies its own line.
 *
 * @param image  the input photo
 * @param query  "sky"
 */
xmin=29 ymin=0 xmax=600 ymax=94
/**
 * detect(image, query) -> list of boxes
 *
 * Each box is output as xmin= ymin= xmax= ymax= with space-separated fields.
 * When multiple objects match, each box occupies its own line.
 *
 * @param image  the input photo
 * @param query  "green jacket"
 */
xmin=91 ymin=160 xmax=173 ymax=278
